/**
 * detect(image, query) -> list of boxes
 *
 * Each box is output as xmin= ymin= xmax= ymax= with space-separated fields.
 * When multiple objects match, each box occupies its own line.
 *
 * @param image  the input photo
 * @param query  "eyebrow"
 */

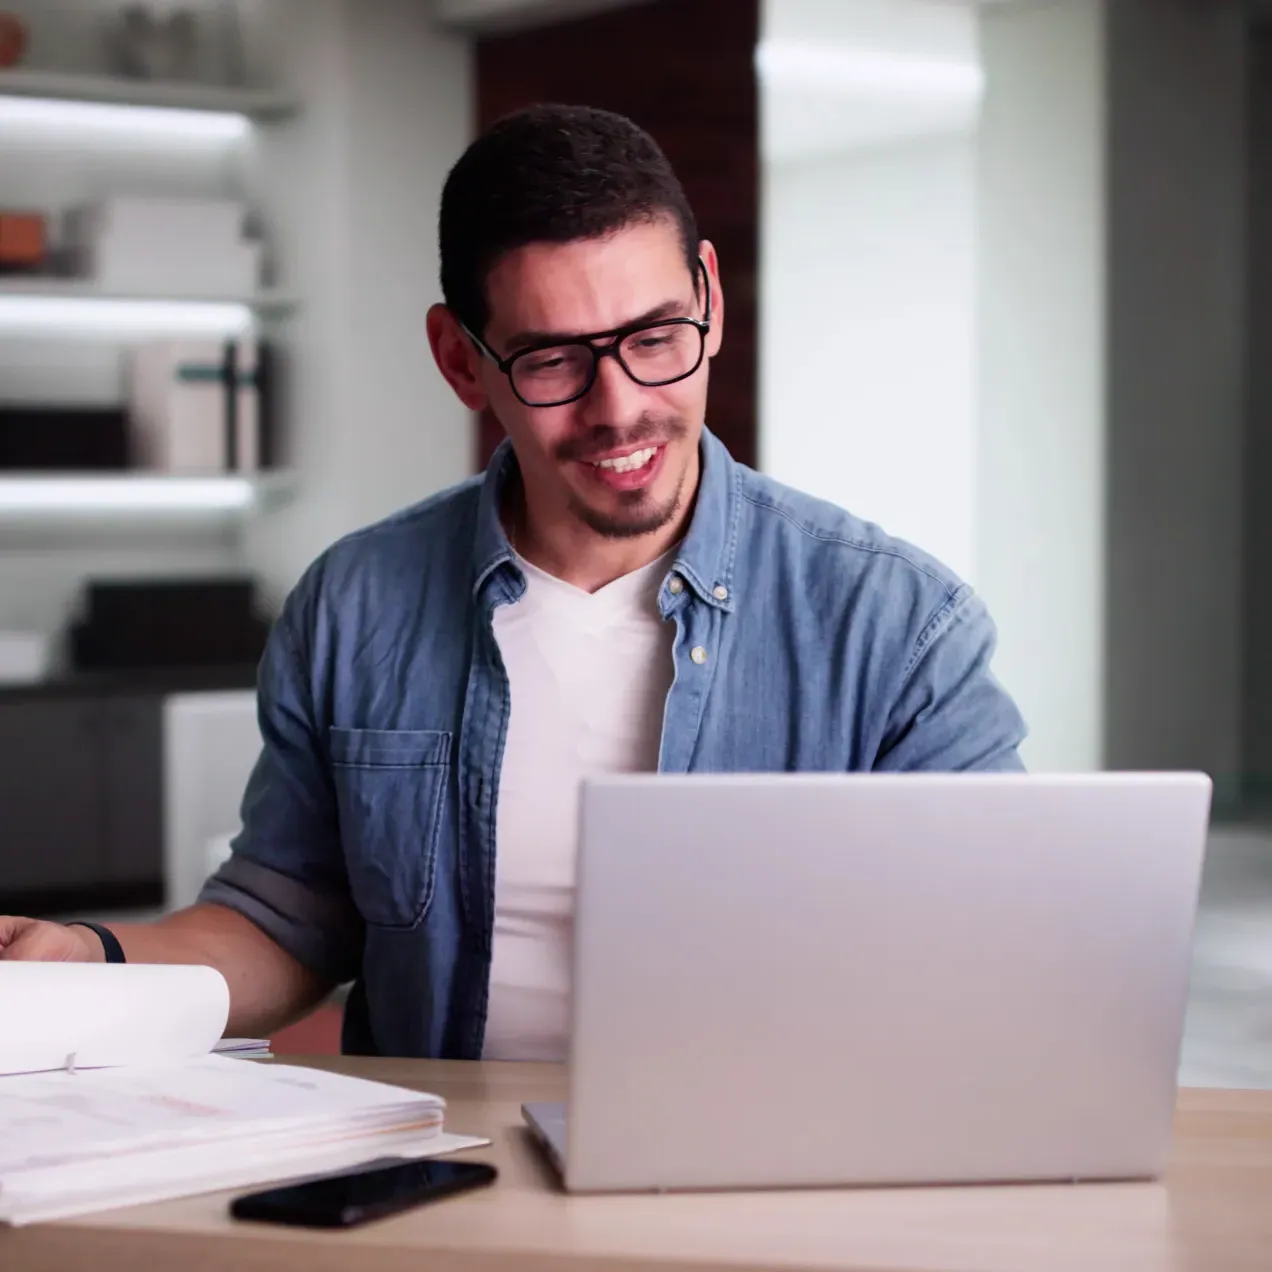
xmin=502 ymin=297 xmax=690 ymax=354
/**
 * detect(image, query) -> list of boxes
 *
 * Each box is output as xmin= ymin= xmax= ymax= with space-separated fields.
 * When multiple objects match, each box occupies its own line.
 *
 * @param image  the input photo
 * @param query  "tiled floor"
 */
xmin=1178 ymin=823 xmax=1272 ymax=1088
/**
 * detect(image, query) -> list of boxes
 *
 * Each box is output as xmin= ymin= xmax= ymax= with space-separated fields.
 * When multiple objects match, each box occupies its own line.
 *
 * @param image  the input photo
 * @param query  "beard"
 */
xmin=556 ymin=414 xmax=691 ymax=540
xmin=572 ymin=475 xmax=688 ymax=540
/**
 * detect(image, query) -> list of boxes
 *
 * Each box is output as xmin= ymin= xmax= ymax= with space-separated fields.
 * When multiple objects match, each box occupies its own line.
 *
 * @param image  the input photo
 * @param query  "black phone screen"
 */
xmin=229 ymin=1157 xmax=498 ymax=1228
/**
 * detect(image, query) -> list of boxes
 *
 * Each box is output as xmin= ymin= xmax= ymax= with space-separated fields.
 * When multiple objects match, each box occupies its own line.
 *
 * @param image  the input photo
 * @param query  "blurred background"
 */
xmin=0 ymin=0 xmax=1267 ymax=1075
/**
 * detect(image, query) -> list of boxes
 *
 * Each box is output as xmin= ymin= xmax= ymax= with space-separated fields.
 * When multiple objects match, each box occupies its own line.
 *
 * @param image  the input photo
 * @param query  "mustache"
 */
xmin=554 ymin=416 xmax=688 ymax=464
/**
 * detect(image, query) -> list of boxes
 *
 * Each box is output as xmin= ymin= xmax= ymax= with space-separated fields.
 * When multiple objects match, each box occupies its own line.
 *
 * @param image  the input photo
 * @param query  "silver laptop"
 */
xmin=523 ymin=771 xmax=1212 ymax=1193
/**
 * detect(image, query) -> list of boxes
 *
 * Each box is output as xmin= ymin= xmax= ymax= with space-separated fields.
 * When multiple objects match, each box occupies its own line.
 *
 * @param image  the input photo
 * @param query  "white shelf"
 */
xmin=0 ymin=471 xmax=296 ymax=520
xmin=0 ymin=68 xmax=298 ymax=120
xmin=0 ymin=277 xmax=296 ymax=314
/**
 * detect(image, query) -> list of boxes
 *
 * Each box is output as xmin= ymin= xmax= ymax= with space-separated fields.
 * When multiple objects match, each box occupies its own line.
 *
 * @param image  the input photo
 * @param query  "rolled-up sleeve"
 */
xmin=198 ymin=585 xmax=362 ymax=984
xmin=875 ymin=586 xmax=1028 ymax=773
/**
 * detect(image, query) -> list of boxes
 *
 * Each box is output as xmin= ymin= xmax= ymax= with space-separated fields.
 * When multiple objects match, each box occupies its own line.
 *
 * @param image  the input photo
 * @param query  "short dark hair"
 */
xmin=439 ymin=103 xmax=700 ymax=338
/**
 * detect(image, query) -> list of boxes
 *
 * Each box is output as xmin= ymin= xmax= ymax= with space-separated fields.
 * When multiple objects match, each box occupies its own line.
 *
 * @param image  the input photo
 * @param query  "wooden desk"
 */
xmin=6 ymin=1057 xmax=1272 ymax=1272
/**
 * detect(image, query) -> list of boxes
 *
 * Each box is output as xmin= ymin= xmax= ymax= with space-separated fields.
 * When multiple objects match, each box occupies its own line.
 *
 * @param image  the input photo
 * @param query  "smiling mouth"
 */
xmin=589 ymin=446 xmax=659 ymax=473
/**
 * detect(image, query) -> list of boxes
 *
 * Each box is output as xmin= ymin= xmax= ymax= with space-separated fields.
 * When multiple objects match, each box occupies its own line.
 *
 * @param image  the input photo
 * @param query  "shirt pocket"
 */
xmin=329 ymin=727 xmax=452 ymax=930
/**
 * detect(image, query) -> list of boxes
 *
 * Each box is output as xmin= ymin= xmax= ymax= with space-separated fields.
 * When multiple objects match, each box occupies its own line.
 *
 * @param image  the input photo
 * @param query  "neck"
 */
xmin=507 ymin=462 xmax=698 ymax=594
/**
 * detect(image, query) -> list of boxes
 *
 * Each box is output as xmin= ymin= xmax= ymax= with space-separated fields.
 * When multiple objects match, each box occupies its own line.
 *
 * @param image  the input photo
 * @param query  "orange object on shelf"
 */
xmin=0 ymin=211 xmax=46 ymax=271
xmin=0 ymin=13 xmax=26 ymax=69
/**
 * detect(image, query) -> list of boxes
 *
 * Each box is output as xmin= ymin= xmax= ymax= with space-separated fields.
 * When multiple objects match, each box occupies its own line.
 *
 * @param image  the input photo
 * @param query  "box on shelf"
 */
xmin=0 ymin=406 xmax=129 ymax=470
xmin=127 ymin=337 xmax=276 ymax=474
xmin=69 ymin=237 xmax=262 ymax=297
xmin=69 ymin=576 xmax=271 ymax=672
xmin=60 ymin=196 xmax=263 ymax=296
xmin=0 ymin=212 xmax=47 ymax=273
xmin=64 ymin=197 xmax=244 ymax=247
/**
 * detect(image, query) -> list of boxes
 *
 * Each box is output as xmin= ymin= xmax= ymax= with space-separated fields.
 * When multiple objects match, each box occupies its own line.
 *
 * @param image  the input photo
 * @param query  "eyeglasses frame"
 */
xmin=461 ymin=256 xmax=713 ymax=408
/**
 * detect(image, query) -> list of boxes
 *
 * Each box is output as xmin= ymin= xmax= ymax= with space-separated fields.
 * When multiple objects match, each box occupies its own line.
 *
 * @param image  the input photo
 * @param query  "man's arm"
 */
xmin=0 ymin=903 xmax=332 ymax=1038
xmin=874 ymin=585 xmax=1028 ymax=772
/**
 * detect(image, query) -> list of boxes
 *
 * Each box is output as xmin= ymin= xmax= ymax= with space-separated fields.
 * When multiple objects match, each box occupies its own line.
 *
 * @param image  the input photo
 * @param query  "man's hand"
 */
xmin=0 ymin=904 xmax=333 ymax=1036
xmin=0 ymin=915 xmax=103 ymax=962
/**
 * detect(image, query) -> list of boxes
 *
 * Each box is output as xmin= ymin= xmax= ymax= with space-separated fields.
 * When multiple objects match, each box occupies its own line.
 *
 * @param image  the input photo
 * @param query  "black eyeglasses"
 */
xmin=464 ymin=257 xmax=712 ymax=408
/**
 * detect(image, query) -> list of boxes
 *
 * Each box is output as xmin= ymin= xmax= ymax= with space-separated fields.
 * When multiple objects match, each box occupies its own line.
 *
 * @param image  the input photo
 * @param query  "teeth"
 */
xmin=595 ymin=447 xmax=657 ymax=473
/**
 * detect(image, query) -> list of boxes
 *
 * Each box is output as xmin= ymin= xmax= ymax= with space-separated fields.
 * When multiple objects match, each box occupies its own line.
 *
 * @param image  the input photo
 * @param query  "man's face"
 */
xmin=478 ymin=221 xmax=720 ymax=540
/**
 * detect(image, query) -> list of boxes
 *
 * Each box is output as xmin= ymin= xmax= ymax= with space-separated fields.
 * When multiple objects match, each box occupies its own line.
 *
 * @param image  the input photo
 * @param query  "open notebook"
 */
xmin=0 ymin=963 xmax=487 ymax=1226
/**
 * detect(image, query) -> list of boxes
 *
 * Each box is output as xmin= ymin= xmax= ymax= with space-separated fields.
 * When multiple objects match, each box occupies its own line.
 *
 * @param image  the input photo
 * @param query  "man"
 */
xmin=0 ymin=105 xmax=1026 ymax=1060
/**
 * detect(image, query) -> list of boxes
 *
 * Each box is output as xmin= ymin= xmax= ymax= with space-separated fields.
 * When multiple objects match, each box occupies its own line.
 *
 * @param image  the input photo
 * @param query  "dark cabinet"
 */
xmin=99 ymin=697 xmax=163 ymax=885
xmin=0 ymin=693 xmax=163 ymax=914
xmin=0 ymin=700 xmax=104 ymax=891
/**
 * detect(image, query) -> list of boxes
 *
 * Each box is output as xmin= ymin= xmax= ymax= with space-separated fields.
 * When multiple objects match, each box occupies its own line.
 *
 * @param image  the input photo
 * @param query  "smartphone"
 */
xmin=229 ymin=1157 xmax=497 ymax=1228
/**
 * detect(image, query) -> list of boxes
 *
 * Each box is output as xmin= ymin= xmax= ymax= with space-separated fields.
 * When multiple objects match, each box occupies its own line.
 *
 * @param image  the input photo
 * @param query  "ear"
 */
xmin=697 ymin=239 xmax=724 ymax=359
xmin=427 ymin=304 xmax=490 ymax=412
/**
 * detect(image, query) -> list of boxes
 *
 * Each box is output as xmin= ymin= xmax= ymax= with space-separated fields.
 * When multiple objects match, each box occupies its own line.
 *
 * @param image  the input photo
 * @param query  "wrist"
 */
xmin=68 ymin=920 xmax=123 ymax=963
xmin=73 ymin=923 xmax=107 ymax=962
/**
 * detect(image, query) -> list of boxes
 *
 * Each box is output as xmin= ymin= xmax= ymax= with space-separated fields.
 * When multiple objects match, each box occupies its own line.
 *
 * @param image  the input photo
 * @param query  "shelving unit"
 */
xmin=0 ymin=278 xmax=297 ymax=312
xmin=0 ymin=66 xmax=299 ymax=525
xmin=0 ymin=277 xmax=297 ymax=333
xmin=0 ymin=67 xmax=299 ymax=119
xmin=0 ymin=470 xmax=296 ymax=523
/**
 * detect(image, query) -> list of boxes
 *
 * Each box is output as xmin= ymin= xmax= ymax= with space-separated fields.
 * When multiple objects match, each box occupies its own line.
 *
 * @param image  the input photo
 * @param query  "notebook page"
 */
xmin=0 ymin=1057 xmax=444 ymax=1174
xmin=0 ymin=963 xmax=229 ymax=1076
xmin=1 ymin=1131 xmax=488 ymax=1226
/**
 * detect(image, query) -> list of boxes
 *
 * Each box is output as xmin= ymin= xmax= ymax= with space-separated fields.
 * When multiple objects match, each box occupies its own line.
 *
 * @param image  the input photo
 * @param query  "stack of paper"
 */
xmin=212 ymin=1037 xmax=273 ymax=1060
xmin=0 ymin=964 xmax=487 ymax=1225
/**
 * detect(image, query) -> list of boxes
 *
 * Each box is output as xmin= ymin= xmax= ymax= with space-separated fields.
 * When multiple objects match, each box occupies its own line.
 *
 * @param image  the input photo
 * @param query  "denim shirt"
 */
xmin=200 ymin=428 xmax=1026 ymax=1058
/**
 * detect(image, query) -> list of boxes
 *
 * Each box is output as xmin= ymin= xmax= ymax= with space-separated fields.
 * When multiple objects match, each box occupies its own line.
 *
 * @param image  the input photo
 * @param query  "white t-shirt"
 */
xmin=483 ymin=550 xmax=676 ymax=1061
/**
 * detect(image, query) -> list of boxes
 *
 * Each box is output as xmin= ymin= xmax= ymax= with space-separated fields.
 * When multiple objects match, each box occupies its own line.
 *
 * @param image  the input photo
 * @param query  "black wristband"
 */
xmin=69 ymin=921 xmax=126 ymax=964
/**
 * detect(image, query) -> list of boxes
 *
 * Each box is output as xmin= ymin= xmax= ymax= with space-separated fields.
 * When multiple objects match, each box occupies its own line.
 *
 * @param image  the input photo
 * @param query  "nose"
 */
xmin=576 ymin=347 xmax=646 ymax=428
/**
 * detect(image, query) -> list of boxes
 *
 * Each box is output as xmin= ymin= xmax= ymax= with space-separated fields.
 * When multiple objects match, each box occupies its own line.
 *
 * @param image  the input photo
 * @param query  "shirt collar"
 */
xmin=471 ymin=440 xmax=518 ymax=597
xmin=670 ymin=427 xmax=738 ymax=610
xmin=471 ymin=426 xmax=739 ymax=611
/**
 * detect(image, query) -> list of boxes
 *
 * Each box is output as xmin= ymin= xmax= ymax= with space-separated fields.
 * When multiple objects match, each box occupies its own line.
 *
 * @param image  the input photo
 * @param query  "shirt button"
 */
xmin=713 ymin=585 xmax=728 ymax=601
xmin=690 ymin=645 xmax=708 ymax=665
xmin=668 ymin=577 xmax=684 ymax=595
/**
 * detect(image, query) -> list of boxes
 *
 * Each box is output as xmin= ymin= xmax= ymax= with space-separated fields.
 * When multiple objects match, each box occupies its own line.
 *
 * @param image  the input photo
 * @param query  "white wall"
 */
xmin=977 ymin=0 xmax=1246 ymax=784
xmin=759 ymin=0 xmax=981 ymax=583
xmin=760 ymin=0 xmax=1109 ymax=771
xmin=344 ymin=0 xmax=474 ymax=536
xmin=761 ymin=139 xmax=976 ymax=580
xmin=975 ymin=0 xmax=1107 ymax=772
xmin=765 ymin=0 xmax=1246 ymax=779
xmin=240 ymin=0 xmax=474 ymax=605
